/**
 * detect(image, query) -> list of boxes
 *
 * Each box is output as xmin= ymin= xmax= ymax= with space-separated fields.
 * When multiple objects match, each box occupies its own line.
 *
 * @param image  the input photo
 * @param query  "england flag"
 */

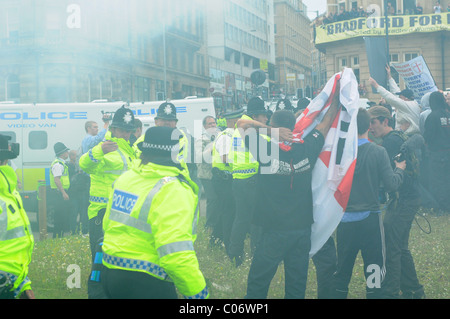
xmin=288 ymin=68 xmax=360 ymax=257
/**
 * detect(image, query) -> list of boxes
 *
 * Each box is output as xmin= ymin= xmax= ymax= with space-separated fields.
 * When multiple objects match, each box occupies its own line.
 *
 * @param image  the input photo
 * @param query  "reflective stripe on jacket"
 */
xmin=0 ymin=165 xmax=34 ymax=297
xmin=102 ymin=162 xmax=208 ymax=299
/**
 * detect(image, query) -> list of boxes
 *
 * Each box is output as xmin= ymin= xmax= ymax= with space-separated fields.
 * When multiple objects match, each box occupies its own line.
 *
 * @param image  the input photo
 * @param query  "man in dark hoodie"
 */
xmin=332 ymin=108 xmax=406 ymax=299
xmin=423 ymin=91 xmax=450 ymax=213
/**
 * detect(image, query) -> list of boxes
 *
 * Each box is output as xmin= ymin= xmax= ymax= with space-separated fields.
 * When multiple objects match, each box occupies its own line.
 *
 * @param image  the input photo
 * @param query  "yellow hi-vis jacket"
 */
xmin=229 ymin=115 xmax=261 ymax=179
xmin=49 ymin=158 xmax=70 ymax=190
xmin=102 ymin=160 xmax=208 ymax=299
xmin=79 ymin=131 xmax=136 ymax=220
xmin=0 ymin=165 xmax=34 ymax=298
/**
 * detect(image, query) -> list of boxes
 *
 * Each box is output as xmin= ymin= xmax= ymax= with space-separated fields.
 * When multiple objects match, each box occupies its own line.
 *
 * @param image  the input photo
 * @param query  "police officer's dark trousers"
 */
xmin=50 ymin=189 xmax=69 ymax=238
xmin=89 ymin=208 xmax=106 ymax=263
xmin=211 ymin=170 xmax=235 ymax=252
xmin=102 ymin=268 xmax=178 ymax=299
xmin=229 ymin=175 xmax=261 ymax=263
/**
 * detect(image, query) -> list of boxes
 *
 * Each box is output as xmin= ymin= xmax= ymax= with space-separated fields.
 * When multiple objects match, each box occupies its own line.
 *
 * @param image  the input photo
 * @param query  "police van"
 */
xmin=0 ymin=97 xmax=215 ymax=214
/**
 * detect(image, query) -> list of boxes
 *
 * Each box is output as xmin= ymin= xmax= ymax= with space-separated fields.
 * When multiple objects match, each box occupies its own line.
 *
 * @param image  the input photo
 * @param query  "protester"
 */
xmin=67 ymin=150 xmax=82 ymax=234
xmin=0 ymin=134 xmax=35 ymax=299
xmin=417 ymin=91 xmax=438 ymax=209
xmin=433 ymin=1 xmax=442 ymax=13
xmin=423 ymin=91 xmax=450 ymax=213
xmin=369 ymin=65 xmax=420 ymax=135
xmin=368 ymin=106 xmax=425 ymax=299
xmin=415 ymin=3 xmax=424 ymax=14
xmin=195 ymin=115 xmax=219 ymax=229
xmin=332 ymin=108 xmax=406 ymax=299
xmin=101 ymin=126 xmax=208 ymax=299
xmin=243 ymin=80 xmax=341 ymax=298
xmin=82 ymin=116 xmax=110 ymax=154
xmin=419 ymin=92 xmax=433 ymax=135
xmin=49 ymin=142 xmax=71 ymax=238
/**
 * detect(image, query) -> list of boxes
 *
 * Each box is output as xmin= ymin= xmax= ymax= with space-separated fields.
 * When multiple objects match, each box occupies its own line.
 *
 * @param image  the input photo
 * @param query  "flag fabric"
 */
xmin=283 ymin=68 xmax=360 ymax=257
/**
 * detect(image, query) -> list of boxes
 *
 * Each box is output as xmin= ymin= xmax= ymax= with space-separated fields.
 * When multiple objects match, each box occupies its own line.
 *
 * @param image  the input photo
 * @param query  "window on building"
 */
xmin=389 ymin=54 xmax=400 ymax=83
xmin=351 ymin=56 xmax=360 ymax=83
xmin=6 ymin=8 xmax=19 ymax=44
xmin=338 ymin=57 xmax=347 ymax=70
xmin=404 ymin=52 xmax=419 ymax=62
xmin=389 ymin=53 xmax=399 ymax=63
xmin=135 ymin=76 xmax=150 ymax=102
xmin=6 ymin=74 xmax=20 ymax=100
xmin=29 ymin=131 xmax=48 ymax=150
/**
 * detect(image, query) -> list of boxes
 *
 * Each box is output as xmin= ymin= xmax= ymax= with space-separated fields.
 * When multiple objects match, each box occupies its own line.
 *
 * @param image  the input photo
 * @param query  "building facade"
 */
xmin=0 ymin=0 xmax=210 ymax=104
xmin=273 ymin=0 xmax=314 ymax=99
xmin=317 ymin=0 xmax=450 ymax=102
xmin=206 ymin=0 xmax=276 ymax=112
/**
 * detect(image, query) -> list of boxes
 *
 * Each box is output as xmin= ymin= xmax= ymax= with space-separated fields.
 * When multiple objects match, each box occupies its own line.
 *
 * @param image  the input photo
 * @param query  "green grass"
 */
xmin=28 ymin=209 xmax=449 ymax=299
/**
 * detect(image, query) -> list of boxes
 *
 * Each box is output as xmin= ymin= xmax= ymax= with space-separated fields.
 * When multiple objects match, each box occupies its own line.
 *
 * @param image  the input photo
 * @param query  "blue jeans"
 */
xmin=246 ymin=227 xmax=311 ymax=299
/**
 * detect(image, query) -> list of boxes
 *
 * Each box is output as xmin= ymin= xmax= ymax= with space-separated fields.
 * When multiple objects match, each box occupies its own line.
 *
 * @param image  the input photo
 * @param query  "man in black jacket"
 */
xmin=240 ymin=86 xmax=341 ymax=299
xmin=332 ymin=108 xmax=405 ymax=299
xmin=368 ymin=105 xmax=425 ymax=299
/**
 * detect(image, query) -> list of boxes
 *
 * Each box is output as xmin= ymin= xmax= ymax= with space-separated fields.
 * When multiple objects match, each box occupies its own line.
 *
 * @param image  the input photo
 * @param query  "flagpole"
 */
xmin=385 ymin=2 xmax=390 ymax=75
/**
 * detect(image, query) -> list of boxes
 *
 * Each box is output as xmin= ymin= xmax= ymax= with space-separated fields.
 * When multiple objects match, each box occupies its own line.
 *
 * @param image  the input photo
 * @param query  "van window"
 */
xmin=29 ymin=131 xmax=48 ymax=150
xmin=0 ymin=131 xmax=16 ymax=143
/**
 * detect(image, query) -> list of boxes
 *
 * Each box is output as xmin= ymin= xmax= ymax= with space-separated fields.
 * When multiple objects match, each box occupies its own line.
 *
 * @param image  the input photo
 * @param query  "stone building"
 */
xmin=315 ymin=0 xmax=449 ymax=102
xmin=0 ymin=0 xmax=210 ymax=103
xmin=273 ymin=0 xmax=315 ymax=98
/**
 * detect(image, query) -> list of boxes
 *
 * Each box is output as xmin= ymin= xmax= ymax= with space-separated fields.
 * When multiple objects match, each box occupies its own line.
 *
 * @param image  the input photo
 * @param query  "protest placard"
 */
xmin=391 ymin=56 xmax=438 ymax=102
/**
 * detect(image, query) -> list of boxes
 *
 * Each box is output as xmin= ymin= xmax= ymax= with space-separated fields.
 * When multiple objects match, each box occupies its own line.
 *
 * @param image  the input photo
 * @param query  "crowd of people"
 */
xmin=1 ymin=66 xmax=449 ymax=299
xmin=321 ymin=2 xmax=450 ymax=25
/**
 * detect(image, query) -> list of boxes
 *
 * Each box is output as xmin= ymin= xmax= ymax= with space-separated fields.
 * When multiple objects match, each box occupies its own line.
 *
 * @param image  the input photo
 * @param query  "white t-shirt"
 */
xmin=51 ymin=160 xmax=65 ymax=178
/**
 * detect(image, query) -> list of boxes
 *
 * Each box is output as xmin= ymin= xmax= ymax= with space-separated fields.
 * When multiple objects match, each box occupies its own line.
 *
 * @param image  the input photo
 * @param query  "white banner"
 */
xmin=391 ymin=56 xmax=438 ymax=102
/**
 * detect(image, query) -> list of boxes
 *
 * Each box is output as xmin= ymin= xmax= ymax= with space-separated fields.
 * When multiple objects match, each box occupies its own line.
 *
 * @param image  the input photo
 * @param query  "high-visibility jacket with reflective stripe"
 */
xmin=229 ymin=115 xmax=269 ymax=179
xmin=212 ymin=129 xmax=233 ymax=172
xmin=50 ymin=158 xmax=70 ymax=190
xmin=0 ymin=165 xmax=34 ymax=298
xmin=79 ymin=131 xmax=136 ymax=220
xmin=102 ymin=162 xmax=208 ymax=299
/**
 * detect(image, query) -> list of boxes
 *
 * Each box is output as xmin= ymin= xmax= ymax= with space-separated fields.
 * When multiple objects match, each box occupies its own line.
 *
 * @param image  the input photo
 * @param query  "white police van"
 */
xmin=0 ymin=97 xmax=215 ymax=196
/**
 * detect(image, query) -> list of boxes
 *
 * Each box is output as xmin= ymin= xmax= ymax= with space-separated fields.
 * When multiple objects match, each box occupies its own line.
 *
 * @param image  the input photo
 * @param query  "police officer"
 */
xmin=50 ymin=142 xmax=71 ymax=238
xmin=0 ymin=134 xmax=35 ymax=299
xmin=210 ymin=109 xmax=243 ymax=252
xmin=228 ymin=97 xmax=269 ymax=266
xmin=133 ymin=102 xmax=195 ymax=180
xmin=101 ymin=126 xmax=208 ymax=299
xmin=79 ymin=105 xmax=137 ymax=262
